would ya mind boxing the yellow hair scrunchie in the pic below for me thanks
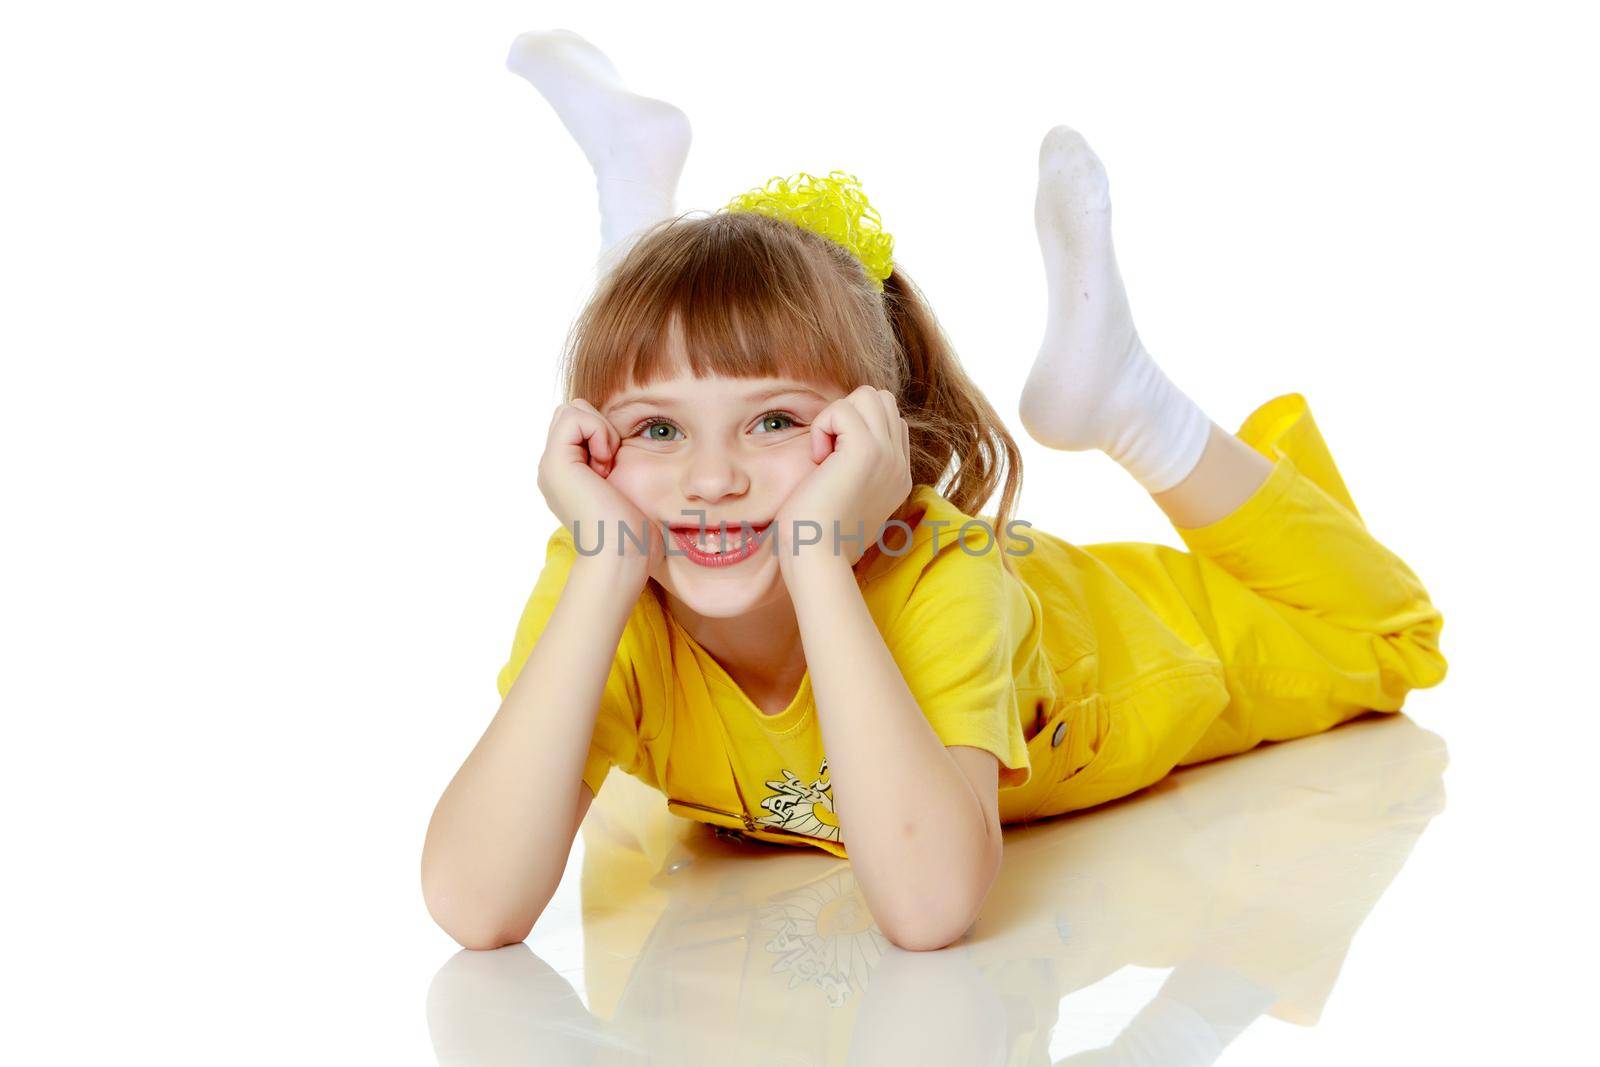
[719,170,896,293]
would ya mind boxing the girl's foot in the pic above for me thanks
[1018,125,1213,495]
[506,29,692,263]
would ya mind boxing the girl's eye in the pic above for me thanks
[634,418,684,442]
[630,411,800,442]
[754,411,799,433]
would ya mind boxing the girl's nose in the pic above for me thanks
[680,447,748,503]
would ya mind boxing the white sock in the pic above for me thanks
[1018,125,1214,495]
[505,29,692,272]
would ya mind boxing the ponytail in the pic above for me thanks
[882,267,1025,576]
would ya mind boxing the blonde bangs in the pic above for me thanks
[561,212,898,408]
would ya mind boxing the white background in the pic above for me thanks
[4,1,1596,1062]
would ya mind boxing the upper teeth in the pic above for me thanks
[685,527,760,551]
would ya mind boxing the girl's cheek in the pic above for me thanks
[605,459,667,506]
[773,451,823,485]
[606,465,646,496]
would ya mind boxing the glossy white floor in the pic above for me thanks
[417,705,1583,1065]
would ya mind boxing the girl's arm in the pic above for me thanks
[421,559,639,950]
[786,551,1002,951]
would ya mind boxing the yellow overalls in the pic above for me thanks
[1001,390,1449,827]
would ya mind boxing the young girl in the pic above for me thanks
[421,29,1450,953]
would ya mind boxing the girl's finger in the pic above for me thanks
[874,389,905,459]
[552,402,614,474]
[834,398,871,460]
[874,388,899,428]
[810,402,842,465]
[548,403,590,456]
[581,399,624,471]
[546,402,573,446]
[849,385,890,441]
[812,396,867,465]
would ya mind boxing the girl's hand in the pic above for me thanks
[772,385,913,570]
[536,399,664,588]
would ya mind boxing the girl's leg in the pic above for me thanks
[1078,389,1449,771]
[505,29,692,278]
[1018,125,1267,519]
[1018,127,1448,777]
[1151,421,1274,529]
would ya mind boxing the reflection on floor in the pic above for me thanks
[427,712,1447,1066]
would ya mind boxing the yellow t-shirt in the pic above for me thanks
[495,483,1075,859]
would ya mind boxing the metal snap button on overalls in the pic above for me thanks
[1052,721,1067,747]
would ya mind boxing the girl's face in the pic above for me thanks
[600,362,848,618]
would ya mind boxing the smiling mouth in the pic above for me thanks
[667,520,773,540]
[666,520,774,560]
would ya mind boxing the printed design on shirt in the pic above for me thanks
[753,756,840,843]
[755,869,888,1007]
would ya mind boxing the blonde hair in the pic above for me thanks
[557,210,1025,576]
